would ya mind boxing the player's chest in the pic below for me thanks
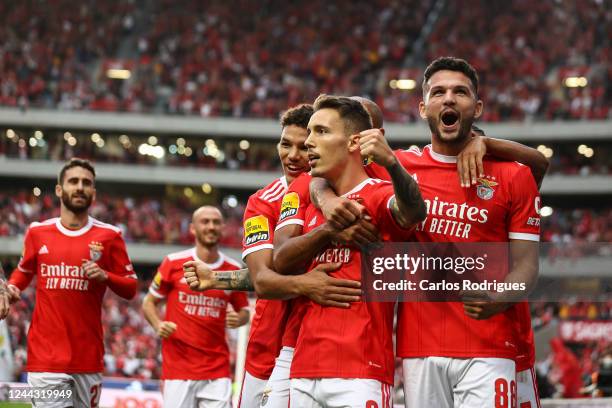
[410,169,510,241]
[35,232,113,268]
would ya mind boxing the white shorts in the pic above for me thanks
[163,378,231,408]
[27,372,102,408]
[238,370,269,408]
[260,346,293,408]
[290,378,393,408]
[403,357,516,408]
[517,367,541,408]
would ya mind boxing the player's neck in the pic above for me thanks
[59,208,89,230]
[195,245,220,265]
[327,160,369,196]
[430,136,470,157]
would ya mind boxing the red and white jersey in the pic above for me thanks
[275,172,312,348]
[366,145,540,361]
[149,248,248,380]
[242,176,292,379]
[15,217,136,373]
[290,178,412,385]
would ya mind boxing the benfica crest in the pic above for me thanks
[88,241,104,262]
[476,178,498,200]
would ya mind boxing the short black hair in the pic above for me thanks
[423,57,479,96]
[58,158,96,184]
[280,104,314,129]
[313,94,372,135]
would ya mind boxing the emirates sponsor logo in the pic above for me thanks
[424,196,489,223]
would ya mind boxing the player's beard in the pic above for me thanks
[196,231,219,249]
[427,115,473,148]
[61,190,92,214]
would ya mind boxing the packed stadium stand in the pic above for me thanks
[0,0,610,407]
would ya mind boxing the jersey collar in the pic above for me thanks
[55,216,94,237]
[426,144,457,163]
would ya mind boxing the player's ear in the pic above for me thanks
[348,133,360,153]
[54,184,62,198]
[474,99,483,119]
[418,101,427,120]
[189,223,195,237]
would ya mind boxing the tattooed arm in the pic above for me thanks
[386,158,427,228]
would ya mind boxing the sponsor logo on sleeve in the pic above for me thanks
[244,215,270,246]
[278,192,299,222]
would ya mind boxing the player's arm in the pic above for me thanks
[248,225,360,307]
[6,228,38,304]
[142,294,177,338]
[463,240,538,320]
[458,128,549,188]
[310,177,364,229]
[359,128,426,227]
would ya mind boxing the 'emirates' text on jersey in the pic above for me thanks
[17,217,136,373]
[149,249,247,380]
[366,145,540,364]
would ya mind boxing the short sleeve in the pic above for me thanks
[508,165,541,242]
[149,257,173,298]
[242,196,275,259]
[230,291,249,312]
[276,174,311,231]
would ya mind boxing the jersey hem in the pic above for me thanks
[26,366,104,373]
[290,371,392,385]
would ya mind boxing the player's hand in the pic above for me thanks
[297,263,361,308]
[7,284,20,303]
[226,310,241,328]
[183,260,215,291]
[461,290,509,320]
[332,216,380,246]
[358,128,395,168]
[82,260,108,282]
[457,130,487,188]
[0,281,9,320]
[320,196,366,229]
[156,321,177,338]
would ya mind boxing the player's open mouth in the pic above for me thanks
[440,110,459,131]
[286,164,306,174]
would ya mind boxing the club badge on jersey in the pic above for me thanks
[88,241,104,262]
[476,177,498,200]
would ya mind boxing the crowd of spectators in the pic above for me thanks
[2,185,611,247]
[0,189,245,248]
[2,128,610,175]
[1,0,609,121]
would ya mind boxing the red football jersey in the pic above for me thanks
[149,248,248,380]
[14,217,136,373]
[275,172,312,348]
[242,176,292,379]
[290,178,412,385]
[366,145,540,362]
